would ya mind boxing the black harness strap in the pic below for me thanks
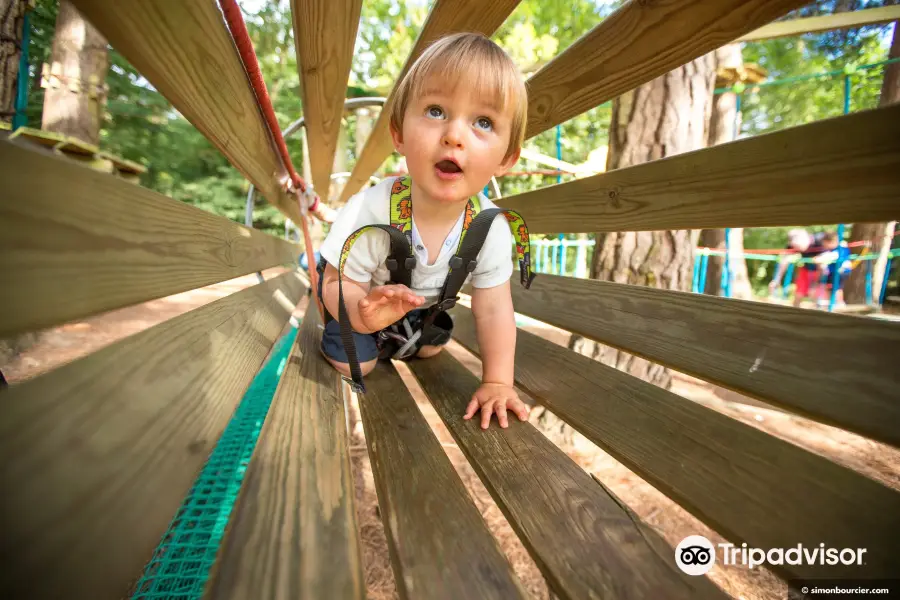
[336,223,416,393]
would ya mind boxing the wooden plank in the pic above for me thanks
[0,271,307,600]
[357,362,526,600]
[406,352,728,600]
[69,0,302,223]
[506,104,900,233]
[450,306,900,579]
[292,0,363,197]
[490,272,900,448]
[738,6,900,42]
[524,0,807,138]
[0,141,301,339]
[205,308,365,600]
[335,0,522,206]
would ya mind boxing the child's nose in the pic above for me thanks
[441,121,465,149]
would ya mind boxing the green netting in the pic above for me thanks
[130,323,300,599]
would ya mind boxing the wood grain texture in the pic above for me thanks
[205,308,365,600]
[0,271,306,600]
[292,0,362,197]
[489,272,900,448]
[450,305,900,580]
[407,353,728,600]
[507,104,900,233]
[0,141,300,338]
[335,0,522,206]
[524,0,807,138]
[69,0,302,223]
[358,362,526,600]
[737,5,900,42]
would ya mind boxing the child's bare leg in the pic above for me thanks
[322,352,378,377]
[416,344,444,358]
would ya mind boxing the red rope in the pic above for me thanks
[218,0,322,319]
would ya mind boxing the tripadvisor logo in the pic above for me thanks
[675,536,868,575]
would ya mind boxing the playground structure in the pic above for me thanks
[1,2,899,600]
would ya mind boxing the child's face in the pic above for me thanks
[390,77,519,206]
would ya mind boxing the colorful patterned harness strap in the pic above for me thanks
[335,175,536,393]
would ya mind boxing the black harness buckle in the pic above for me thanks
[431,296,459,313]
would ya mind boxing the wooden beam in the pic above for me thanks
[487,272,900,449]
[449,306,900,580]
[69,0,303,223]
[292,0,362,197]
[738,6,900,42]
[524,0,807,139]
[0,141,300,339]
[335,0,522,206]
[205,308,364,600]
[356,362,527,599]
[505,104,900,233]
[407,353,728,600]
[0,271,306,600]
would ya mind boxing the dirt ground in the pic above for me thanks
[4,273,898,600]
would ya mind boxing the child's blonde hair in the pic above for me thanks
[389,32,528,161]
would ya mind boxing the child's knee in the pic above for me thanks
[324,355,378,377]
[416,344,444,358]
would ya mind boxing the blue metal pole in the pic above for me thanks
[699,253,709,294]
[782,262,795,300]
[556,125,562,184]
[880,258,893,306]
[12,12,31,130]
[865,258,873,306]
[692,254,701,293]
[843,74,851,115]
[557,233,565,275]
[723,228,732,297]
[828,223,845,312]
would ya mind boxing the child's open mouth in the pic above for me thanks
[435,159,463,180]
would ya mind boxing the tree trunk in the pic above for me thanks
[844,21,899,305]
[699,43,752,300]
[0,0,29,125]
[562,54,716,395]
[40,0,107,144]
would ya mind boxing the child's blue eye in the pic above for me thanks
[475,117,493,131]
[426,106,444,119]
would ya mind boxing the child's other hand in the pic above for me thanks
[464,383,529,429]
[358,284,425,333]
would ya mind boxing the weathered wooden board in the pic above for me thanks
[357,361,526,599]
[70,0,302,222]
[486,273,900,448]
[292,0,363,196]
[524,0,807,138]
[737,6,900,42]
[407,353,728,600]
[205,308,365,600]
[0,141,300,339]
[0,271,306,600]
[506,104,900,233]
[335,0,522,205]
[450,305,900,580]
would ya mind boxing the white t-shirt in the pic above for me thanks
[319,177,514,303]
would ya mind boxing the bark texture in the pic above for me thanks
[566,54,717,391]
[0,0,29,124]
[844,22,899,304]
[40,0,107,144]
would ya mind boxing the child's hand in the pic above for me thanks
[464,383,529,429]
[357,284,425,333]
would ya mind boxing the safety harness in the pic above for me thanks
[331,176,536,393]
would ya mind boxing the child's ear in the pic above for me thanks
[493,147,521,177]
[389,122,405,155]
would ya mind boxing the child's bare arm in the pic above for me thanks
[320,262,425,334]
[465,280,529,428]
